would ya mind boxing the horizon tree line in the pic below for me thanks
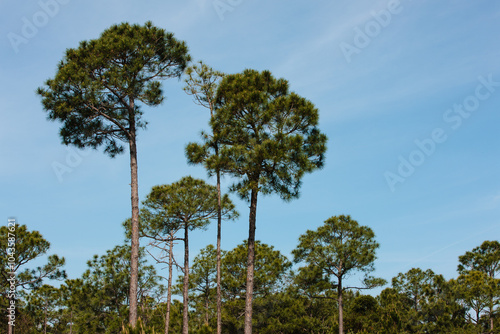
[1,222,498,333]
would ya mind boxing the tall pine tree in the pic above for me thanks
[212,69,328,334]
[184,61,227,334]
[142,176,238,334]
[37,21,190,326]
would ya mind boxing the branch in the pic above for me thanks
[83,100,131,138]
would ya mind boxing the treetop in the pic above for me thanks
[209,69,328,201]
[37,21,191,157]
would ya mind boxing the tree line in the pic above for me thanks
[1,223,499,333]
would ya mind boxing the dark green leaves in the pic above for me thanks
[293,215,384,289]
[222,240,292,299]
[0,224,66,290]
[458,240,500,278]
[211,69,328,201]
[37,21,191,157]
[142,176,238,231]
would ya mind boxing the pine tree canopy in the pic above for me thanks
[210,69,328,201]
[37,21,190,156]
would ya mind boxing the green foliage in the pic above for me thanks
[190,244,218,294]
[142,176,238,232]
[293,215,385,292]
[184,61,226,176]
[10,226,498,333]
[457,240,500,332]
[169,241,293,332]
[184,60,225,116]
[211,68,328,201]
[24,284,61,333]
[345,294,380,333]
[209,68,327,333]
[140,176,237,334]
[419,274,466,333]
[377,288,415,333]
[0,224,66,291]
[458,240,500,278]
[172,244,218,329]
[392,268,437,311]
[454,270,499,324]
[57,245,164,334]
[0,225,64,333]
[293,215,384,334]
[121,317,159,334]
[0,223,66,334]
[37,21,190,156]
[292,264,336,298]
[222,240,292,300]
[391,268,466,333]
[252,290,338,334]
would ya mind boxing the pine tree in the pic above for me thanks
[458,240,500,331]
[184,61,227,334]
[211,69,328,334]
[37,21,190,326]
[0,224,66,334]
[142,176,238,334]
[292,215,385,334]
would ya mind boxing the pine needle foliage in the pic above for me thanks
[37,21,190,156]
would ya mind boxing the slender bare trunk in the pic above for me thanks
[216,169,223,334]
[489,302,494,333]
[128,104,140,327]
[69,308,73,334]
[44,298,48,334]
[165,235,174,334]
[205,285,210,326]
[338,277,343,334]
[490,271,495,334]
[8,284,14,334]
[182,224,190,334]
[8,314,13,334]
[244,188,258,334]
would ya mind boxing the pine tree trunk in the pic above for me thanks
[182,224,190,334]
[165,235,174,334]
[338,277,343,334]
[490,272,495,333]
[69,308,73,334]
[44,298,48,334]
[244,188,258,334]
[490,307,494,333]
[128,108,140,327]
[216,170,223,334]
[205,286,210,326]
[7,285,15,334]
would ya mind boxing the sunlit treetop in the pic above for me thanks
[208,69,328,201]
[37,21,191,157]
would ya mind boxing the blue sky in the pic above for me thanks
[1,0,499,291]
